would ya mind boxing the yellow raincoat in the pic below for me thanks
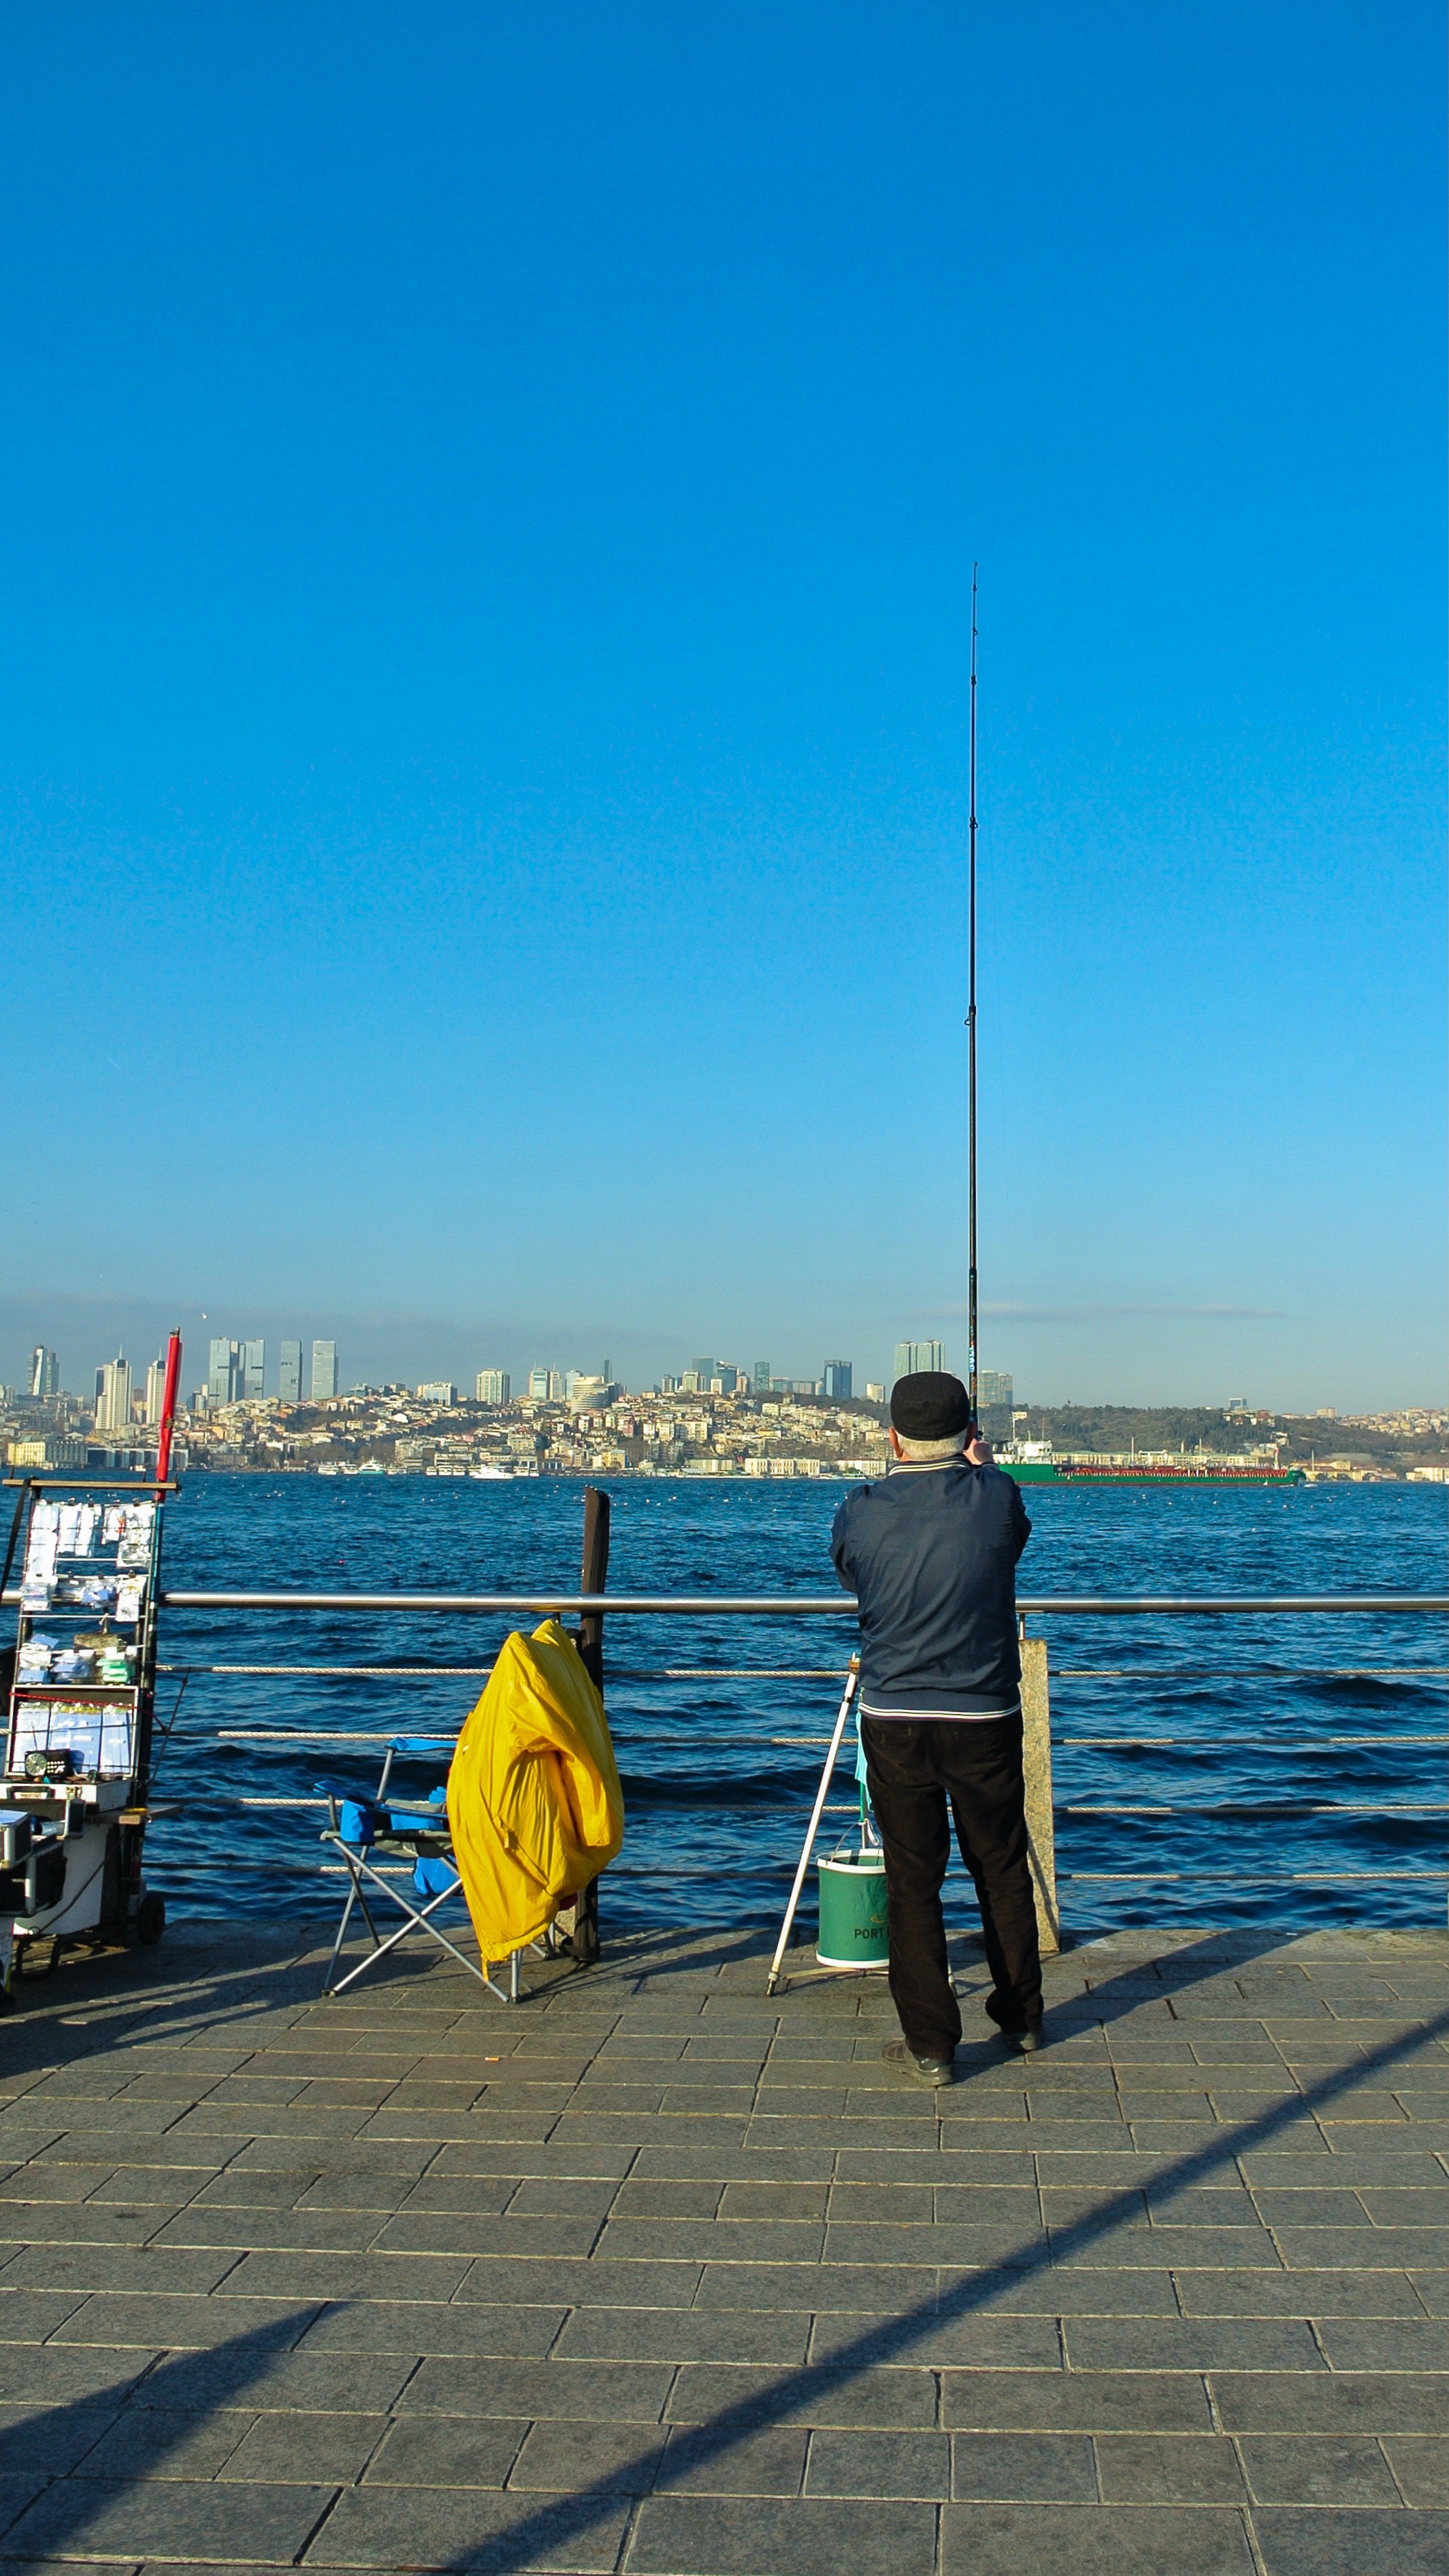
[446,1619,624,1961]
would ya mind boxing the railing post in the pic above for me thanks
[557,1485,611,1965]
[1020,1632,1060,1955]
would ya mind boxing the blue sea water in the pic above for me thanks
[150,1474,1446,1938]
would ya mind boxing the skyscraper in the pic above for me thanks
[823,1361,853,1402]
[242,1338,265,1401]
[892,1340,943,1383]
[310,1340,339,1402]
[527,1367,550,1400]
[753,1361,771,1392]
[475,1370,510,1405]
[278,1340,304,1403]
[208,1338,240,1404]
[95,1354,133,1433]
[144,1357,168,1425]
[29,1347,59,1400]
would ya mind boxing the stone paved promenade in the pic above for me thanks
[1,1917,1447,2576]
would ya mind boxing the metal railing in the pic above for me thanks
[70,1587,1449,1614]
[60,1585,1439,1936]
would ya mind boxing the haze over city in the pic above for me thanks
[1,5,1442,1409]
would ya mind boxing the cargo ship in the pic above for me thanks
[998,1444,1305,1488]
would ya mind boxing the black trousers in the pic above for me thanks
[861,1713,1043,2060]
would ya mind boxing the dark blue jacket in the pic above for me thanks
[830,1461,1032,1716]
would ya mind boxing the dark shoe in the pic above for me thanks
[882,2036,956,2087]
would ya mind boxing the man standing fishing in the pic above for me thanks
[830,1369,1041,2085]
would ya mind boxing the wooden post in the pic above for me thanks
[1020,1634,1060,1955]
[559,1485,610,1964]
[576,1485,610,1691]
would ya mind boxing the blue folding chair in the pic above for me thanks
[316,1735,530,2004]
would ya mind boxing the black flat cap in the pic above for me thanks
[890,1370,973,1440]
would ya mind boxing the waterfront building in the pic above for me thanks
[823,1361,853,1401]
[417,1381,457,1407]
[476,1370,510,1404]
[29,1347,59,1400]
[893,1340,943,1382]
[95,1354,133,1433]
[978,1367,1013,1440]
[278,1340,304,1403]
[310,1340,339,1402]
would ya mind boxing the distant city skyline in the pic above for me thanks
[7,1293,1435,1421]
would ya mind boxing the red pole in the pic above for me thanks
[154,1330,182,1485]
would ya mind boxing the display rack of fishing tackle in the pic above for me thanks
[0,1474,175,1997]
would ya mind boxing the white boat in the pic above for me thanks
[470,1464,512,1480]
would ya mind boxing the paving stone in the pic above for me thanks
[555,2307,811,2364]
[947,2430,1091,2500]
[212,2247,470,2300]
[1175,2268,1425,2317]
[940,2501,1256,2573]
[169,2348,415,2413]
[0,2349,158,2409]
[1239,2432,1402,2505]
[69,2406,249,2481]
[804,2428,949,2498]
[372,2210,602,2258]
[0,2402,129,2478]
[360,2415,530,2486]
[0,2294,86,2343]
[1380,2437,1449,2506]
[1095,2432,1248,2500]
[0,2248,238,2298]
[456,2256,702,2307]
[811,2310,1060,2368]
[630,2492,937,2575]
[299,2300,566,2356]
[402,2358,672,2420]
[151,2208,379,2253]
[941,2370,1212,2432]
[1,2475,336,2564]
[1252,2509,1449,2576]
[1063,2317,1323,2371]
[1313,2318,1449,2371]
[308,2483,631,2570]
[595,2217,826,2264]
[1211,2371,1447,2435]
[218,2411,390,2483]
[50,2294,319,2350]
[666,2362,939,2428]
[513,2417,671,2496]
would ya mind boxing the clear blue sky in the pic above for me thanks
[1,3,1442,1408]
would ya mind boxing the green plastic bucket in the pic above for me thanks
[816,1847,889,1968]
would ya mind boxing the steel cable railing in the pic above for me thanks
[103,1589,1446,1919]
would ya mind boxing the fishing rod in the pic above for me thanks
[966,564,979,1419]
